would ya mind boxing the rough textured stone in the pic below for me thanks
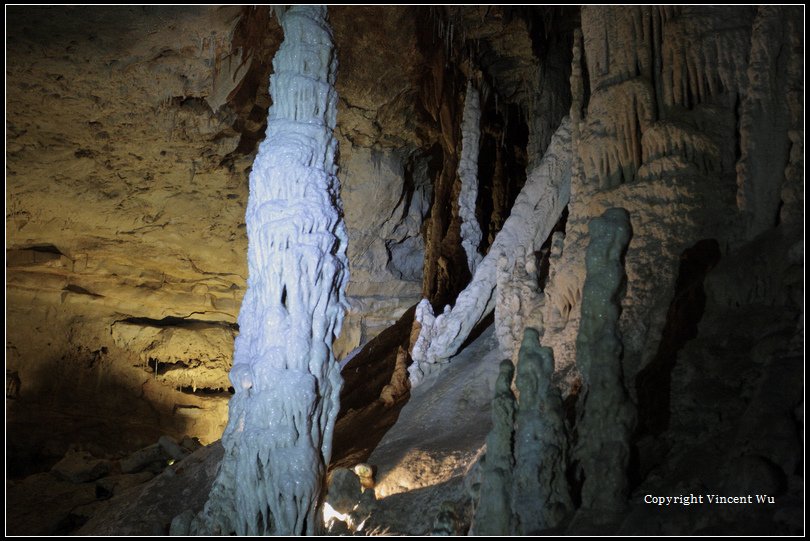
[96,472,155,496]
[120,444,166,474]
[51,450,111,484]
[512,329,571,533]
[4,5,804,537]
[79,442,224,535]
[575,208,635,513]
[326,468,364,515]
[158,435,188,462]
[7,472,100,535]
[473,360,515,535]
[411,117,572,385]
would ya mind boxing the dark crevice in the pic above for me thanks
[169,96,213,115]
[178,385,234,397]
[25,243,64,255]
[477,100,529,255]
[63,284,103,297]
[148,359,188,376]
[219,6,283,167]
[116,316,238,332]
[54,513,88,535]
[331,304,416,470]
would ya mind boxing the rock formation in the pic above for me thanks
[193,6,346,534]
[474,328,571,535]
[512,329,572,533]
[4,5,803,536]
[457,81,483,275]
[573,208,635,513]
[410,117,572,385]
[472,360,515,535]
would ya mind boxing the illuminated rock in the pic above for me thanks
[193,6,347,535]
[411,117,571,385]
[458,81,483,275]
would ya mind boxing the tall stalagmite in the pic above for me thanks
[473,359,516,535]
[193,6,347,535]
[512,329,572,533]
[574,208,635,512]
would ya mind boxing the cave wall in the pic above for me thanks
[535,6,803,532]
[540,5,804,394]
[6,6,258,462]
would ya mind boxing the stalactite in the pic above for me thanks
[639,121,722,180]
[579,78,655,190]
[192,5,346,535]
[660,7,753,110]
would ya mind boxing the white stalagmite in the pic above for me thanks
[193,6,347,535]
[458,81,483,275]
[410,118,571,386]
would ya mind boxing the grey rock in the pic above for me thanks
[158,435,188,462]
[169,509,195,536]
[96,471,155,496]
[473,359,515,535]
[51,450,111,484]
[512,329,572,533]
[180,436,203,453]
[326,468,363,514]
[575,208,636,512]
[120,443,165,474]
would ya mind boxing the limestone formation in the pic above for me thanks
[474,329,571,535]
[4,5,804,536]
[495,251,545,363]
[120,444,166,474]
[195,6,346,535]
[473,360,515,535]
[575,208,635,512]
[458,81,483,275]
[379,346,409,407]
[537,6,804,401]
[512,329,571,533]
[325,468,363,517]
[736,6,803,238]
[51,451,111,484]
[411,117,572,384]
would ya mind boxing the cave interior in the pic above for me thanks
[4,5,805,536]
